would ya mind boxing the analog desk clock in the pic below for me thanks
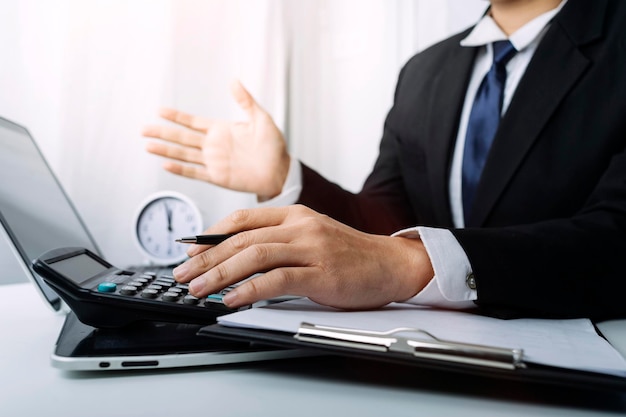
[134,191,204,266]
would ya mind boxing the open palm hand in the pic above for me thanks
[142,80,290,200]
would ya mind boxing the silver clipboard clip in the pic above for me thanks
[295,322,525,370]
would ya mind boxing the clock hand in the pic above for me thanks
[164,201,173,232]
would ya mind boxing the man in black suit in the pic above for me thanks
[142,0,626,319]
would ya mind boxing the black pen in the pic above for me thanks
[175,234,237,245]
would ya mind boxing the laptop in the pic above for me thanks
[0,115,305,370]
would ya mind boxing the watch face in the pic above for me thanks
[135,194,203,265]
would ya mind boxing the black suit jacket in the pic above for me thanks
[297,0,626,319]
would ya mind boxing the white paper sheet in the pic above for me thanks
[218,298,626,377]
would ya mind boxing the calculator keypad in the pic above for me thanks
[95,271,233,308]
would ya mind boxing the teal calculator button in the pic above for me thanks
[97,282,117,293]
[207,294,223,301]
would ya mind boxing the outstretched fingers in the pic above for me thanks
[162,161,208,181]
[145,141,205,165]
[158,107,211,132]
[142,125,205,148]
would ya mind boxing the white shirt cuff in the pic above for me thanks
[392,226,477,309]
[256,158,302,208]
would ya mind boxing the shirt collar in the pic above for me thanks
[460,0,568,51]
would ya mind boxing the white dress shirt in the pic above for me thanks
[260,1,567,309]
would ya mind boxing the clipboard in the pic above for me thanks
[199,319,626,392]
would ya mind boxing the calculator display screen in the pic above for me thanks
[49,253,109,285]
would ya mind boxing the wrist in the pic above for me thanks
[258,152,292,201]
[390,236,435,302]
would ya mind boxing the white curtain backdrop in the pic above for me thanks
[0,0,486,268]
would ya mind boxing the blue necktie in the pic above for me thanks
[462,40,517,223]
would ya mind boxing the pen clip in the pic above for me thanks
[295,322,525,370]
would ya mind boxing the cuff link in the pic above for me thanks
[466,273,477,290]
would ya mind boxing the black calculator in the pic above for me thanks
[32,247,242,328]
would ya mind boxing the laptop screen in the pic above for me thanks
[0,116,100,310]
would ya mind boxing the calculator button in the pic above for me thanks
[183,295,199,305]
[162,292,181,302]
[146,284,164,291]
[167,287,183,294]
[97,282,117,293]
[128,281,146,288]
[120,285,138,295]
[205,294,224,303]
[158,275,175,282]
[140,289,159,299]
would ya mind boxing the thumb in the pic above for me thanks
[230,79,263,119]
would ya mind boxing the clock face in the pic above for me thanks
[135,192,203,265]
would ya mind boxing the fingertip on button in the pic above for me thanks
[172,263,188,280]
[188,277,206,295]
[222,289,238,307]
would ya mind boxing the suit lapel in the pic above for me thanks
[424,45,476,227]
[467,0,606,227]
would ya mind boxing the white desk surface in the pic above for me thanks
[1,282,626,417]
